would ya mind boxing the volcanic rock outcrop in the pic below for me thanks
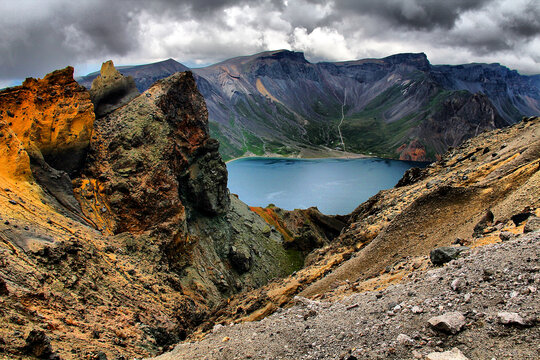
[89,60,140,118]
[0,66,303,359]
[0,67,94,175]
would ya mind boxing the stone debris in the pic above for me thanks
[23,329,61,359]
[450,278,466,292]
[524,216,540,233]
[151,232,540,360]
[427,312,467,334]
[396,333,414,346]
[430,247,469,266]
[497,312,529,326]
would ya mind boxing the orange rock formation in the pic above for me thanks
[0,67,94,174]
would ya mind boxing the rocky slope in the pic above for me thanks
[0,65,310,359]
[153,230,539,360]
[1,61,538,359]
[78,51,540,161]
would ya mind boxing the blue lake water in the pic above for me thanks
[227,157,425,215]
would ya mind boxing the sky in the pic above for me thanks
[1,0,539,87]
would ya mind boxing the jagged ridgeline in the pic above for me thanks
[0,62,340,358]
[78,51,540,161]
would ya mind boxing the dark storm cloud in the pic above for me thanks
[501,3,540,38]
[0,0,250,80]
[324,0,491,30]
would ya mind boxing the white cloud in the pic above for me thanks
[292,27,355,62]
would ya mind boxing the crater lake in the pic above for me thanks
[227,157,426,215]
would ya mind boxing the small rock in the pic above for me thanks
[497,312,529,326]
[524,217,540,233]
[425,347,469,360]
[426,180,438,189]
[473,209,494,236]
[8,200,18,205]
[428,312,466,334]
[221,336,230,342]
[397,333,414,346]
[411,306,423,314]
[499,231,515,241]
[430,247,469,266]
[92,352,108,360]
[511,212,532,226]
[229,245,252,273]
[451,278,466,292]
[0,277,8,296]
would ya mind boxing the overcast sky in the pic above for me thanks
[1,0,539,87]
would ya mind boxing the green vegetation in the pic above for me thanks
[209,122,244,161]
[339,86,464,158]
[242,130,265,156]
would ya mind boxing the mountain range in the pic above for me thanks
[78,51,540,161]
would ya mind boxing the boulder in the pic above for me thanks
[430,246,469,266]
[23,330,60,359]
[473,209,494,236]
[499,231,515,241]
[229,245,252,273]
[497,312,529,326]
[396,167,426,187]
[428,312,466,334]
[0,277,8,295]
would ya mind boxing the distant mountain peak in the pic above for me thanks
[260,49,307,62]
[382,52,430,70]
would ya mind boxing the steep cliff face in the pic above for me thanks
[78,71,228,233]
[0,67,95,174]
[432,63,540,123]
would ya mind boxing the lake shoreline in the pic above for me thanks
[225,150,373,164]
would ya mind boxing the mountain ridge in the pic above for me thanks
[77,51,540,161]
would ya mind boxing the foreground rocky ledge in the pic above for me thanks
[152,231,539,360]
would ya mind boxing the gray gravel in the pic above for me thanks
[151,231,540,360]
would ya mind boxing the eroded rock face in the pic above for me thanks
[90,60,139,118]
[0,67,94,174]
[78,71,229,233]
